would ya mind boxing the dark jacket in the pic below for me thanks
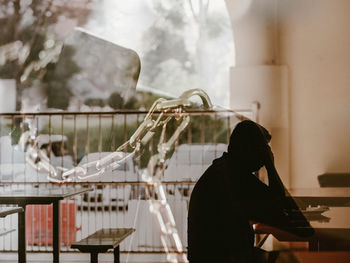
[187,121,313,263]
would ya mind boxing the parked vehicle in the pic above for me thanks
[163,143,227,182]
[0,135,73,182]
[161,143,227,200]
[77,152,138,210]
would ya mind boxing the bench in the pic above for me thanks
[71,228,135,263]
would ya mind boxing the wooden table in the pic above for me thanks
[288,188,350,207]
[255,207,350,251]
[0,187,92,263]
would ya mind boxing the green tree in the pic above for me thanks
[45,81,71,109]
[108,92,124,109]
[134,92,163,110]
[43,45,80,110]
[84,98,105,108]
[124,96,138,109]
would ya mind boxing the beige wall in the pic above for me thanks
[230,65,290,186]
[226,0,350,187]
[277,0,350,187]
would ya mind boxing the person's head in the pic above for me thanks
[228,120,271,172]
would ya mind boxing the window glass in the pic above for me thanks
[84,0,235,108]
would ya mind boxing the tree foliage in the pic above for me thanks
[84,98,105,108]
[46,80,72,109]
[124,96,138,109]
[107,92,124,109]
[141,0,193,92]
[0,0,92,110]
[43,45,80,110]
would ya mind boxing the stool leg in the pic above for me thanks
[91,252,98,263]
[114,246,120,263]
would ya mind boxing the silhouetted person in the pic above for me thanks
[187,120,313,263]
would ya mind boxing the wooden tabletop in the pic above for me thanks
[0,206,23,218]
[0,187,92,203]
[256,207,350,231]
[287,188,350,207]
[255,207,350,250]
[311,207,350,229]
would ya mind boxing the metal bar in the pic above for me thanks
[61,115,64,168]
[85,115,90,156]
[10,116,15,251]
[78,184,83,246]
[0,109,241,117]
[123,114,127,183]
[52,200,60,263]
[18,203,26,263]
[111,115,115,151]
[73,115,78,166]
[98,114,102,153]
[91,252,98,263]
[114,246,120,263]
[66,199,69,251]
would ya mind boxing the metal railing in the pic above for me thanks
[0,106,258,253]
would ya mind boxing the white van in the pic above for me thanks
[0,135,74,182]
[77,152,137,210]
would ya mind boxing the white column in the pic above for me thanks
[225,0,290,186]
[0,79,16,113]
